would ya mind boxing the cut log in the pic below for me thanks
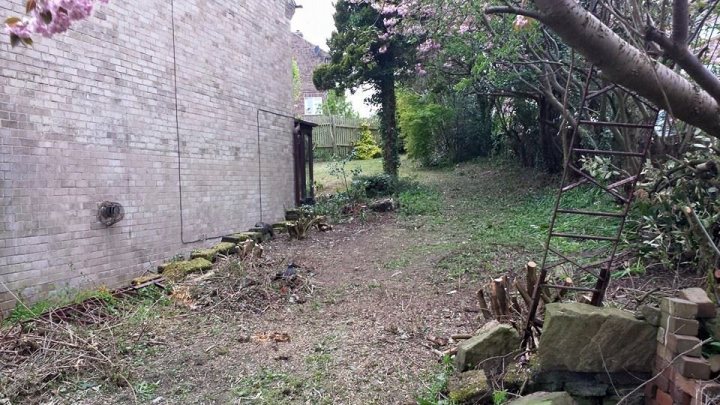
[493,278,510,318]
[514,279,532,307]
[477,289,493,320]
[511,296,523,316]
[556,277,574,301]
[526,261,538,294]
[489,281,502,318]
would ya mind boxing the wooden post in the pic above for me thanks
[492,277,510,318]
[525,261,538,293]
[477,289,493,320]
[514,279,532,307]
[330,115,338,156]
[488,281,501,318]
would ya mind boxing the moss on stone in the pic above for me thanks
[221,232,263,244]
[271,222,289,233]
[131,273,162,286]
[285,209,301,221]
[190,242,237,261]
[447,370,490,403]
[161,258,213,281]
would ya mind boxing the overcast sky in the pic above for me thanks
[291,1,377,117]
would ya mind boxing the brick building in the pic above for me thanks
[0,0,301,315]
[291,32,329,116]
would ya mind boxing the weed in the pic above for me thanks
[4,300,54,325]
[415,355,454,405]
[135,380,159,401]
[3,287,120,326]
[385,256,412,270]
[611,258,646,279]
[493,390,509,405]
[398,186,442,216]
[232,369,304,404]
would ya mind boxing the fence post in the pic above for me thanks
[330,115,338,156]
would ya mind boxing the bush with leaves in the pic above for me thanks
[632,148,720,274]
[353,173,397,198]
[352,124,382,160]
[397,90,454,166]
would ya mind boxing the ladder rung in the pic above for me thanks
[556,209,625,218]
[573,148,645,157]
[578,120,655,129]
[562,178,589,193]
[607,175,638,190]
[541,284,599,293]
[544,247,600,278]
[551,232,620,242]
[568,165,629,203]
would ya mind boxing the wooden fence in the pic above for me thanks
[303,115,379,158]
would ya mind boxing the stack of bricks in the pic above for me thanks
[646,288,720,404]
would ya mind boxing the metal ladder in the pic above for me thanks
[522,66,658,345]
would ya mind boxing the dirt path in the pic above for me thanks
[4,161,557,404]
[73,216,476,404]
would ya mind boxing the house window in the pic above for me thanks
[304,97,323,115]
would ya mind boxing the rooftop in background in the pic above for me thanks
[290,1,335,51]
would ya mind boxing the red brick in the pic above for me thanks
[656,389,673,405]
[658,344,673,362]
[662,297,699,319]
[678,356,712,380]
[661,313,700,336]
[675,372,701,395]
[645,381,658,399]
[666,334,703,357]
[655,373,671,392]
[672,385,693,405]
[680,288,717,318]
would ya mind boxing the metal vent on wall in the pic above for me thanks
[97,201,125,227]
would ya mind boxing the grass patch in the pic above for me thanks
[415,355,454,405]
[385,256,412,270]
[314,158,385,195]
[232,369,306,404]
[3,287,119,326]
[399,186,442,216]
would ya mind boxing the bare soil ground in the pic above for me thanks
[1,159,698,404]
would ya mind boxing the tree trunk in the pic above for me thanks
[525,0,720,138]
[379,76,399,177]
[538,97,563,173]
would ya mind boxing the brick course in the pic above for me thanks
[0,0,296,315]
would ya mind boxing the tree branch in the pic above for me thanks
[484,6,543,21]
[646,27,720,104]
[529,0,720,138]
[672,0,689,43]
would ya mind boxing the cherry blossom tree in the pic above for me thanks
[4,0,108,47]
[313,0,420,177]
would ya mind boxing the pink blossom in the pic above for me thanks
[514,15,531,30]
[5,0,109,43]
[418,39,440,54]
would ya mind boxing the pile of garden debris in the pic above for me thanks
[171,258,317,313]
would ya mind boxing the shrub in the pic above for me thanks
[397,90,454,166]
[352,173,397,198]
[631,148,720,272]
[398,186,442,216]
[352,124,382,160]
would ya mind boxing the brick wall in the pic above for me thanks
[0,0,296,316]
[290,32,328,116]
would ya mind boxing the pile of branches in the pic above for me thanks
[635,150,720,274]
[176,258,317,314]
[0,308,131,403]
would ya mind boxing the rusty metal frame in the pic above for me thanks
[522,63,658,346]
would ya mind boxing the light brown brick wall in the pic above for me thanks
[0,0,296,316]
[290,32,329,115]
